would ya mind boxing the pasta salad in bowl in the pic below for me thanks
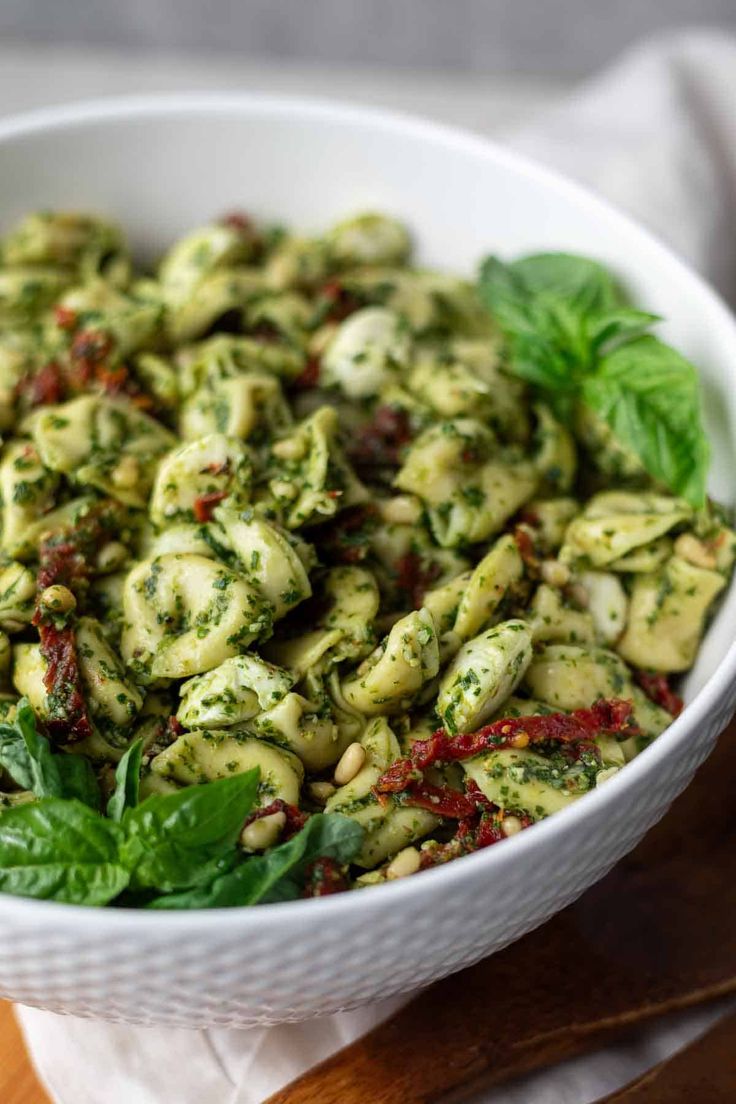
[0,205,731,908]
[0,94,735,1027]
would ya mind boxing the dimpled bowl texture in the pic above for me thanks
[0,94,735,1029]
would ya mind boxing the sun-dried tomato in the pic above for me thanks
[319,504,379,565]
[395,779,477,819]
[375,702,637,803]
[70,327,113,367]
[412,700,637,770]
[348,405,413,475]
[319,280,361,323]
[219,211,263,256]
[304,856,350,897]
[293,356,320,389]
[242,799,308,842]
[166,715,184,740]
[36,501,121,594]
[193,490,228,523]
[518,508,541,529]
[35,623,92,743]
[513,524,538,569]
[32,504,123,743]
[53,305,78,331]
[19,362,65,407]
[95,363,129,395]
[635,671,683,718]
[395,551,441,609]
[415,778,533,870]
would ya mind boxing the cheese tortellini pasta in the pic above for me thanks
[0,206,731,890]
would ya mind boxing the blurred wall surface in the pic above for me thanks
[1,0,734,75]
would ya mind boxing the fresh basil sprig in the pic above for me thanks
[0,719,364,908]
[478,252,709,506]
[148,812,364,909]
[121,770,262,893]
[0,799,128,906]
[106,739,143,823]
[0,698,100,809]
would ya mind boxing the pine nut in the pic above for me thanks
[501,815,523,837]
[540,560,571,588]
[386,846,421,880]
[674,533,717,570]
[97,541,128,572]
[111,455,140,489]
[39,584,76,615]
[272,437,306,461]
[334,742,366,785]
[379,495,423,526]
[308,322,338,358]
[240,810,286,851]
[566,581,590,609]
[270,478,298,501]
[308,781,336,804]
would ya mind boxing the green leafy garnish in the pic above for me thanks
[120,770,261,892]
[106,739,143,823]
[148,813,364,909]
[0,698,100,809]
[0,709,365,909]
[478,252,709,506]
[0,799,128,906]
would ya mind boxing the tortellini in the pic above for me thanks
[149,434,253,526]
[325,717,439,867]
[328,213,411,268]
[437,620,533,734]
[560,492,691,567]
[0,441,59,558]
[33,394,175,507]
[321,308,412,399]
[177,653,294,729]
[2,212,128,281]
[0,205,731,885]
[618,555,726,671]
[340,608,439,715]
[217,512,312,619]
[121,553,271,680]
[395,418,537,547]
[269,406,367,527]
[151,728,304,805]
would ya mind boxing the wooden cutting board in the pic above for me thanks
[4,716,736,1104]
[0,1000,50,1104]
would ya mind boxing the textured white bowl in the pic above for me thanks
[1,93,735,1028]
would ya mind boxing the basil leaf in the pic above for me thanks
[478,252,710,504]
[582,336,710,507]
[107,739,143,823]
[0,730,34,792]
[149,813,364,910]
[0,698,99,809]
[478,256,599,391]
[121,769,260,892]
[0,798,128,905]
[510,253,623,314]
[588,309,661,355]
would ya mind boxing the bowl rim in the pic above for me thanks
[0,89,735,932]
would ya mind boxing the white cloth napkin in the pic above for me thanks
[15,26,736,1104]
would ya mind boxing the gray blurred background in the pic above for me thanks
[0,1,733,135]
[1,0,734,76]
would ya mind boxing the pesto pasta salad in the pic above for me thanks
[0,208,731,908]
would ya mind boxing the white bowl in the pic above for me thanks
[1,93,735,1028]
